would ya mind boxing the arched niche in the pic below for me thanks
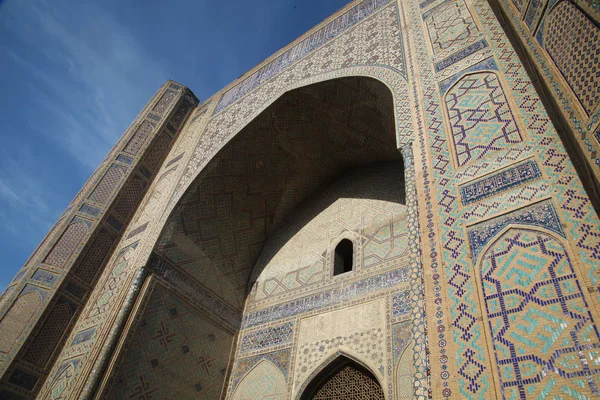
[298,355,385,400]
[152,76,406,314]
[137,74,421,400]
[396,341,415,399]
[231,360,287,400]
[475,226,600,399]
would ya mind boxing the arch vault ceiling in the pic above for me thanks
[154,77,402,311]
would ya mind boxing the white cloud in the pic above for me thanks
[2,0,169,168]
[0,0,171,289]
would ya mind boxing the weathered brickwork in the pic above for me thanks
[1,0,599,399]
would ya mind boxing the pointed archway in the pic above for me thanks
[300,356,385,400]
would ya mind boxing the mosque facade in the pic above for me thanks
[0,0,599,398]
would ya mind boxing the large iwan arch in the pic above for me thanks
[1,0,599,398]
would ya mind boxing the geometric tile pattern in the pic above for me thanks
[524,0,548,31]
[72,229,114,284]
[438,56,499,94]
[480,229,600,398]
[231,349,292,391]
[88,165,126,204]
[544,1,600,114]
[106,284,234,400]
[392,290,412,317]
[43,219,89,268]
[88,242,138,319]
[23,299,76,368]
[459,159,542,205]
[215,0,397,113]
[467,199,565,258]
[123,121,156,156]
[445,72,524,167]
[425,0,478,55]
[230,359,287,400]
[396,341,415,399]
[407,0,600,396]
[312,364,385,399]
[295,328,386,393]
[113,177,147,220]
[239,322,294,355]
[0,290,43,355]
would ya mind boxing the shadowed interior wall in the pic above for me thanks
[154,77,400,314]
[105,283,234,399]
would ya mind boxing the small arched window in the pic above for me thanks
[333,239,353,276]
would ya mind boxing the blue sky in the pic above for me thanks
[0,0,350,291]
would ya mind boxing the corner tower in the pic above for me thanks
[0,81,198,399]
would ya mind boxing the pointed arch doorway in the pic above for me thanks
[300,356,385,400]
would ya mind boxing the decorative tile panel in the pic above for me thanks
[88,165,127,204]
[231,349,292,391]
[391,290,411,317]
[467,199,564,258]
[215,0,397,113]
[239,322,294,355]
[123,121,155,156]
[152,90,178,115]
[32,270,58,285]
[425,0,478,54]
[445,71,524,167]
[113,177,146,219]
[459,159,542,204]
[243,267,409,328]
[23,299,76,367]
[116,155,133,165]
[127,222,148,239]
[544,1,600,114]
[71,327,96,346]
[43,219,89,268]
[435,39,488,72]
[0,289,43,354]
[480,229,600,398]
[231,358,287,399]
[73,229,115,284]
[79,204,101,218]
[523,0,548,31]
